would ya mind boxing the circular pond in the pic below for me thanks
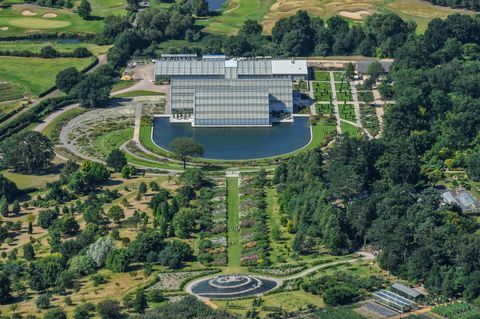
[191,275,277,299]
[152,116,312,160]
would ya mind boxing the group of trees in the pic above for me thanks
[424,0,480,11]
[0,46,92,59]
[273,11,480,303]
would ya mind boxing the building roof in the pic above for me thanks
[156,58,308,78]
[355,60,393,74]
[271,60,308,75]
[391,283,421,298]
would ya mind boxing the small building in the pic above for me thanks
[372,289,416,313]
[391,283,422,301]
[442,189,480,213]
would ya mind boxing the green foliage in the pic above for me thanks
[96,299,122,319]
[56,67,84,94]
[133,288,148,313]
[36,293,51,310]
[0,131,54,174]
[0,174,18,202]
[74,302,95,319]
[172,207,196,238]
[108,205,125,224]
[170,137,204,168]
[78,0,92,19]
[0,272,12,304]
[106,248,131,272]
[86,237,114,267]
[106,149,127,172]
[0,196,8,217]
[43,308,67,319]
[23,243,35,261]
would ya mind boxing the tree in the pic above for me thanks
[36,294,51,310]
[27,222,33,234]
[106,149,127,172]
[0,196,8,217]
[0,131,54,174]
[58,214,80,236]
[56,67,83,93]
[170,137,204,169]
[344,62,355,79]
[106,248,130,272]
[96,299,122,319]
[133,288,148,313]
[139,182,147,194]
[78,0,92,20]
[11,200,20,216]
[466,152,480,181]
[108,205,125,224]
[74,303,95,319]
[23,243,35,261]
[40,46,59,58]
[192,0,208,16]
[44,308,67,319]
[0,272,11,304]
[239,19,263,36]
[0,174,18,201]
[366,61,384,82]
[149,181,159,192]
[86,237,114,267]
[172,207,196,238]
[71,73,112,108]
[38,210,59,229]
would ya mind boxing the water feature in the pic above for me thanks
[152,116,312,160]
[191,275,277,299]
[207,0,226,11]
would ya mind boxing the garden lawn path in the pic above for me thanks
[226,176,241,269]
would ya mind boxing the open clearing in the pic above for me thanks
[260,0,476,33]
[0,56,95,97]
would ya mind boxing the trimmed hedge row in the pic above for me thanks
[0,96,78,140]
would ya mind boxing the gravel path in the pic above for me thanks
[329,71,342,134]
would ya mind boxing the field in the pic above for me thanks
[262,0,476,33]
[0,56,95,97]
[0,5,104,37]
[89,0,128,17]
[1,168,60,189]
[0,81,24,102]
[341,121,362,137]
[197,0,276,35]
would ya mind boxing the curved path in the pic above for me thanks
[185,252,375,301]
[33,103,80,133]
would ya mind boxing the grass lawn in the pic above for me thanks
[0,82,24,102]
[333,72,345,82]
[111,80,138,92]
[227,177,241,269]
[313,82,333,102]
[313,70,330,81]
[360,104,380,136]
[0,56,95,97]
[0,41,111,56]
[40,107,85,142]
[261,0,476,33]
[338,103,356,121]
[114,90,165,98]
[1,169,59,189]
[0,4,103,37]
[197,0,276,35]
[214,290,325,317]
[89,0,128,17]
[335,82,350,92]
[340,121,362,137]
[93,128,133,157]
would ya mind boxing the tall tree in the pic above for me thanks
[0,131,54,174]
[78,0,92,20]
[170,137,204,169]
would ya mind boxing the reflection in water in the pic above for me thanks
[152,117,311,160]
[207,0,226,11]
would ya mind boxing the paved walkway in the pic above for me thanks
[350,80,362,128]
[328,71,342,134]
[111,63,168,97]
[307,80,317,115]
[33,103,80,133]
[372,88,385,138]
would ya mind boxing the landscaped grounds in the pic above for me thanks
[0,56,96,96]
